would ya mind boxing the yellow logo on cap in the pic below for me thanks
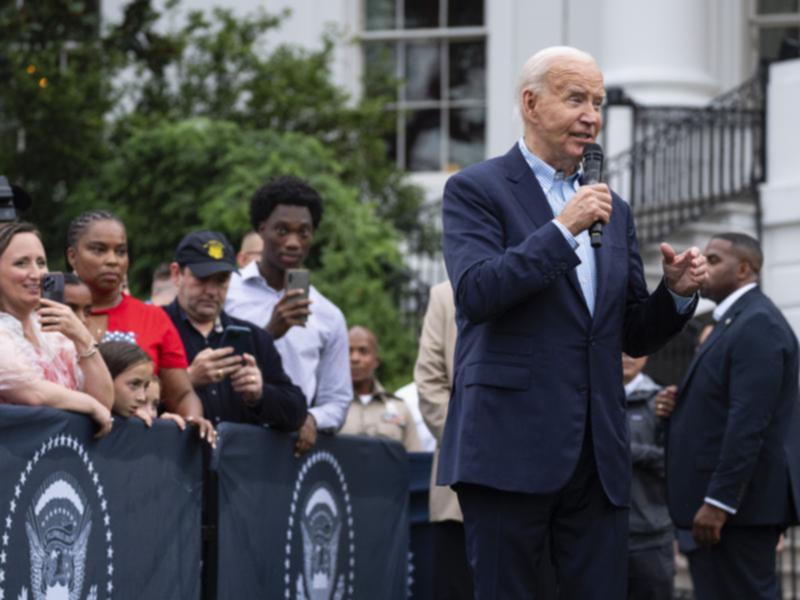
[204,240,225,260]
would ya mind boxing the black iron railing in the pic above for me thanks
[605,72,766,243]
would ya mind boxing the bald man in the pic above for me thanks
[236,230,263,268]
[340,326,421,452]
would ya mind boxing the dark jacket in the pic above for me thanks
[666,287,800,528]
[438,143,695,505]
[626,374,672,549]
[164,300,307,430]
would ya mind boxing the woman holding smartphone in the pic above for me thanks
[0,221,114,436]
[65,210,217,446]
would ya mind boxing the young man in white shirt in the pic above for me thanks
[225,176,352,456]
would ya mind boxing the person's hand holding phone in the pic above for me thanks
[187,346,243,387]
[230,353,262,405]
[266,289,312,340]
[38,297,95,353]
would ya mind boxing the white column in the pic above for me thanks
[485,0,567,157]
[601,0,719,106]
[760,58,800,337]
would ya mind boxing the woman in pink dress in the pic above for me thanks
[0,221,114,436]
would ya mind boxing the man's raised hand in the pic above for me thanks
[661,243,708,296]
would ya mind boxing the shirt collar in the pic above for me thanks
[240,259,264,282]
[712,282,758,322]
[240,259,287,296]
[624,373,645,397]
[356,379,395,403]
[517,137,581,194]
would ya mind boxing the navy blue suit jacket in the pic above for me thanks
[438,144,695,506]
[666,287,800,527]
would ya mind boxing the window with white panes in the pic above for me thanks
[751,0,800,66]
[361,0,487,172]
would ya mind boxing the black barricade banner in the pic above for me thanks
[0,405,203,600]
[407,452,433,599]
[213,424,410,600]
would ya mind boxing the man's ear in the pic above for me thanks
[737,259,754,281]
[521,89,538,120]
[169,262,183,285]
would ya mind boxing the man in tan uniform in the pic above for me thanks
[340,326,421,452]
[415,281,473,599]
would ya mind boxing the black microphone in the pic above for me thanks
[581,143,604,248]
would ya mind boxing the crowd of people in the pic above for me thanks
[1,43,799,600]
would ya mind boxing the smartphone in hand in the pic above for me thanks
[219,324,255,361]
[41,272,65,304]
[285,268,310,324]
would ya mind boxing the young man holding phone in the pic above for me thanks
[163,230,307,430]
[225,176,352,456]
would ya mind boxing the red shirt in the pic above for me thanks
[92,294,188,373]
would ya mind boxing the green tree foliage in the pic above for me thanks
[1,0,426,386]
[115,4,435,252]
[68,119,416,387]
[0,1,114,245]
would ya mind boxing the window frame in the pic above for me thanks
[749,0,800,66]
[360,0,488,172]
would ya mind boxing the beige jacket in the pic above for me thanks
[340,381,422,452]
[415,281,462,522]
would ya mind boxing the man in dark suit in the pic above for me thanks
[666,232,800,599]
[440,45,708,599]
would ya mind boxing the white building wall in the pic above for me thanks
[104,0,758,197]
[103,0,757,151]
[760,58,800,337]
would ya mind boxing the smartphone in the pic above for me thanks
[219,324,255,360]
[285,268,310,324]
[40,272,65,304]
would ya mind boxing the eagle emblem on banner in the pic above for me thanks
[20,473,96,600]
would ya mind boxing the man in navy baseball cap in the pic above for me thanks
[174,230,238,277]
[164,229,306,428]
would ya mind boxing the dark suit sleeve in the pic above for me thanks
[706,312,788,509]
[246,327,308,431]
[442,170,580,324]
[618,201,696,357]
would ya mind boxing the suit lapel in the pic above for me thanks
[679,288,761,392]
[502,145,588,313]
[593,234,612,317]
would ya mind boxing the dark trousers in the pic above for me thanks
[431,521,474,599]
[687,525,781,600]
[456,435,628,599]
[627,541,674,600]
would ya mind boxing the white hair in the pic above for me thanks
[516,46,599,111]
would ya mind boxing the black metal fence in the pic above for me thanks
[604,71,767,244]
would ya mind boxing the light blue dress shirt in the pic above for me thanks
[517,138,695,316]
[517,138,598,315]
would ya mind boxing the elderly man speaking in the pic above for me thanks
[439,46,708,598]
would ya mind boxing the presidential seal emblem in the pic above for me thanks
[0,435,114,600]
[284,451,354,600]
